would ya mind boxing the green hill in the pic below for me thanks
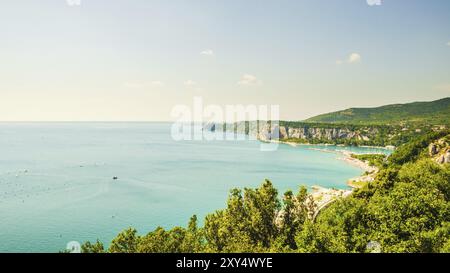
[305,97,450,125]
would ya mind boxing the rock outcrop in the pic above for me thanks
[429,143,438,156]
[208,121,381,144]
[253,123,375,142]
[435,151,450,164]
[429,137,450,164]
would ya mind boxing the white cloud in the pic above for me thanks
[447,41,450,46]
[336,53,362,65]
[348,53,361,63]
[184,80,197,86]
[200,49,214,56]
[238,74,262,86]
[66,0,81,6]
[366,0,382,6]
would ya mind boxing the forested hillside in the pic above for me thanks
[305,97,450,125]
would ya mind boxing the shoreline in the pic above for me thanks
[338,151,378,172]
[264,139,384,217]
[262,139,395,151]
[267,139,382,174]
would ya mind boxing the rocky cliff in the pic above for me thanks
[210,121,387,145]
[255,124,374,142]
[429,137,450,164]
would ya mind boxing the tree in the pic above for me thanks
[368,182,449,252]
[81,240,104,253]
[109,228,139,253]
[398,159,450,201]
[299,197,370,253]
[204,210,227,252]
[275,186,309,250]
[181,215,205,252]
[203,180,280,252]
[244,180,280,248]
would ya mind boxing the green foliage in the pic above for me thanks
[308,156,450,253]
[280,121,436,147]
[81,240,105,253]
[305,97,450,125]
[367,182,449,252]
[297,198,370,253]
[389,130,450,165]
[398,159,450,201]
[203,180,281,252]
[351,154,386,168]
[273,187,309,251]
[224,117,443,148]
[108,228,139,253]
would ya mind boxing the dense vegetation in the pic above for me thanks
[304,97,450,125]
[82,130,450,253]
[351,154,386,169]
[224,120,441,147]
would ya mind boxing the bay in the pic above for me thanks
[0,122,390,252]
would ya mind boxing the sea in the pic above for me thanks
[0,122,391,252]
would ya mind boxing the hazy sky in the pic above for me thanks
[0,0,449,121]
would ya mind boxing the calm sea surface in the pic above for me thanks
[0,123,390,252]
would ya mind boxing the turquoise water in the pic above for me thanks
[0,123,390,253]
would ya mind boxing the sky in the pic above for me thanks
[0,0,449,121]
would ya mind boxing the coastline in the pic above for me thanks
[265,139,385,218]
[262,139,395,151]
[267,139,383,174]
[308,151,379,217]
